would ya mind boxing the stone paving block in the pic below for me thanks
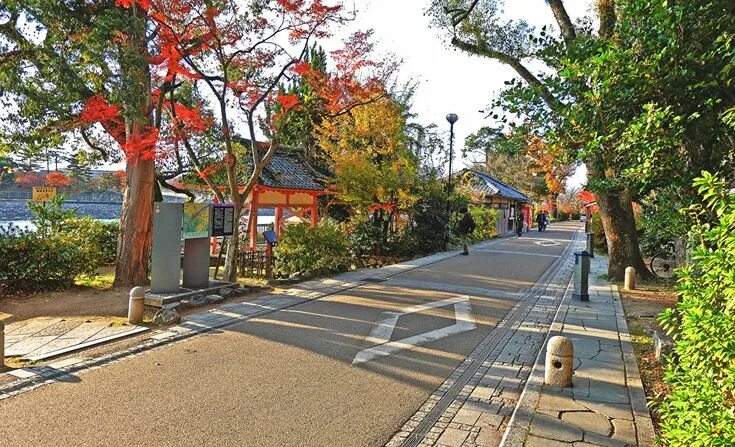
[583,432,627,447]
[525,435,571,447]
[436,428,469,447]
[529,413,584,442]
[537,391,587,413]
[561,411,612,435]
[452,408,481,425]
[611,418,636,445]
[4,335,58,356]
[463,401,502,414]
[577,398,633,421]
[474,426,504,446]
[470,386,494,400]
[475,412,504,429]
[587,381,629,405]
[5,319,61,336]
[34,319,84,337]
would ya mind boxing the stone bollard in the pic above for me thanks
[573,250,591,302]
[0,319,5,368]
[545,336,574,387]
[624,266,636,290]
[128,286,146,325]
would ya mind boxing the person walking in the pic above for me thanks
[516,210,524,237]
[536,212,546,232]
[456,206,476,255]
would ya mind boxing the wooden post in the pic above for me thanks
[249,192,259,250]
[310,206,318,226]
[275,206,283,237]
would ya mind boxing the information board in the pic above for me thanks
[32,186,57,202]
[182,203,210,239]
[211,204,235,237]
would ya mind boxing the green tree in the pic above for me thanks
[430,0,735,279]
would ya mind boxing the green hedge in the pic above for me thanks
[0,197,120,295]
[0,225,92,294]
[658,172,735,445]
[274,221,349,277]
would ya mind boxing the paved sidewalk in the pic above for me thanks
[501,255,654,447]
[3,317,148,361]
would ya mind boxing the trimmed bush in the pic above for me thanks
[274,221,349,277]
[469,206,499,240]
[0,225,91,294]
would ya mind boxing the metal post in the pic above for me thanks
[573,250,591,301]
[586,232,595,258]
[128,286,146,325]
[0,320,5,368]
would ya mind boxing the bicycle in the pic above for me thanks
[649,240,677,279]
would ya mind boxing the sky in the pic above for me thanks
[320,0,593,189]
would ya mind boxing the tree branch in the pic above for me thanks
[547,0,577,44]
[597,0,616,38]
[451,37,562,112]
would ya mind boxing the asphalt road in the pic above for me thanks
[0,221,580,447]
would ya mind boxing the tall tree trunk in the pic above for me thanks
[113,5,154,287]
[222,202,243,283]
[114,158,154,286]
[594,188,650,281]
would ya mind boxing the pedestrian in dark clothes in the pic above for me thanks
[456,206,476,255]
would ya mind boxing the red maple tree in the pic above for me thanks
[45,172,71,187]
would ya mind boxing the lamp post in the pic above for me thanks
[445,113,458,198]
[445,113,458,250]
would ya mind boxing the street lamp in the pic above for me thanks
[444,113,458,250]
[446,113,458,196]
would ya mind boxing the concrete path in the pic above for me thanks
[0,222,584,446]
[500,254,654,447]
[3,317,148,361]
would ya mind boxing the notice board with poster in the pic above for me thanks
[32,186,57,202]
[211,204,235,237]
[182,203,211,239]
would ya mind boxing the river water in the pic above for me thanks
[0,201,275,231]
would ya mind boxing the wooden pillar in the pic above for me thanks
[275,206,283,237]
[249,192,259,250]
[310,197,318,226]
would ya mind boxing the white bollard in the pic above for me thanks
[545,336,574,387]
[128,286,146,325]
[624,266,636,290]
[0,320,4,369]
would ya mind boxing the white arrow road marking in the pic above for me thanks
[352,295,476,365]
[476,248,560,258]
[533,240,561,247]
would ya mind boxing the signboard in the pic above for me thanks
[32,186,57,202]
[211,204,235,237]
[182,203,210,239]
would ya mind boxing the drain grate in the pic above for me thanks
[361,277,387,284]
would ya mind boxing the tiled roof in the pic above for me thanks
[259,153,325,191]
[235,137,325,191]
[461,170,528,201]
